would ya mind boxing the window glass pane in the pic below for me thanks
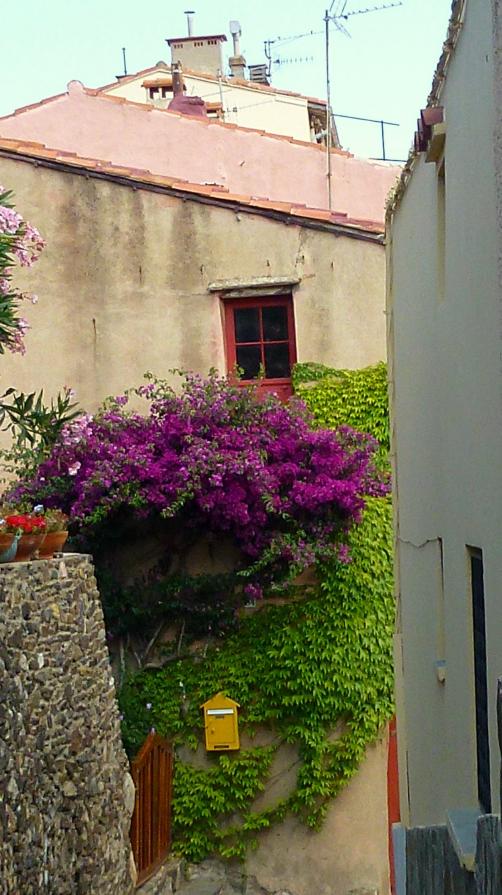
[264,343,290,379]
[234,308,260,343]
[262,305,288,341]
[236,344,261,380]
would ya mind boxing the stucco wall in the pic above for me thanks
[0,85,399,225]
[0,554,135,894]
[388,0,502,826]
[178,733,389,895]
[247,737,389,895]
[105,67,313,142]
[0,156,386,410]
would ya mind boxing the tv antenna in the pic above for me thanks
[324,1,403,208]
[264,30,323,80]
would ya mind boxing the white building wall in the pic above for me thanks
[388,0,502,826]
[104,69,313,142]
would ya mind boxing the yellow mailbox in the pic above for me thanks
[201,693,240,751]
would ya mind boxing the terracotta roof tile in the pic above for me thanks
[96,62,326,104]
[0,92,66,120]
[90,89,350,155]
[292,206,334,222]
[94,63,171,94]
[0,136,383,236]
[142,78,175,88]
[1,81,346,158]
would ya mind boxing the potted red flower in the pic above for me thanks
[5,513,46,561]
[0,517,18,562]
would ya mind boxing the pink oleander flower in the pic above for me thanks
[0,190,45,353]
[0,205,22,235]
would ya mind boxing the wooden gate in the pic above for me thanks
[130,731,173,886]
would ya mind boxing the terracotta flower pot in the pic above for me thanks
[38,530,68,560]
[15,532,45,562]
[0,532,17,563]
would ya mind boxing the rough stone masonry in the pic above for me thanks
[0,554,135,895]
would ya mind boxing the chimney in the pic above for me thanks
[172,62,184,96]
[168,63,208,118]
[229,20,246,79]
[185,10,195,36]
[166,23,227,77]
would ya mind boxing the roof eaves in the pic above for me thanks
[0,90,67,121]
[0,137,383,240]
[98,61,324,104]
[82,89,351,154]
[96,63,171,94]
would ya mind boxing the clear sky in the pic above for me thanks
[2,0,452,160]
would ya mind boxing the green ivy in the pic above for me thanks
[119,363,394,861]
[120,498,394,859]
[293,361,389,451]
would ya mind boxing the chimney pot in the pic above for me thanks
[229,21,245,79]
[172,62,184,97]
[184,9,195,37]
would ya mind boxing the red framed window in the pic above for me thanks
[224,296,297,400]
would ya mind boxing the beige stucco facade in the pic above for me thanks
[248,737,390,895]
[387,0,502,827]
[0,153,386,411]
[177,732,389,895]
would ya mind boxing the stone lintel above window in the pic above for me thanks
[208,276,300,299]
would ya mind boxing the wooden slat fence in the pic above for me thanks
[405,815,501,895]
[130,731,173,886]
[403,678,502,893]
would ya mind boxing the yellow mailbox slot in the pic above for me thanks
[201,693,240,751]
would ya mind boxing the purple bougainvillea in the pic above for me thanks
[14,372,389,594]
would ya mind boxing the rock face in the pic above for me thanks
[0,554,135,895]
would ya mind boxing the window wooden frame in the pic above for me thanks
[223,295,297,400]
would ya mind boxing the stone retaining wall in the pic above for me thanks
[0,554,135,895]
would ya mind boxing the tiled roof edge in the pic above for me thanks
[0,90,67,121]
[0,82,350,158]
[0,137,384,240]
[86,89,351,155]
[98,62,327,104]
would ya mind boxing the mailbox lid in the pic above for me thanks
[201,692,240,712]
[202,692,240,751]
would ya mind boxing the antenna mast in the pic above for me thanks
[325,0,403,209]
[264,29,322,81]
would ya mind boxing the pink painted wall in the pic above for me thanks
[0,82,399,224]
